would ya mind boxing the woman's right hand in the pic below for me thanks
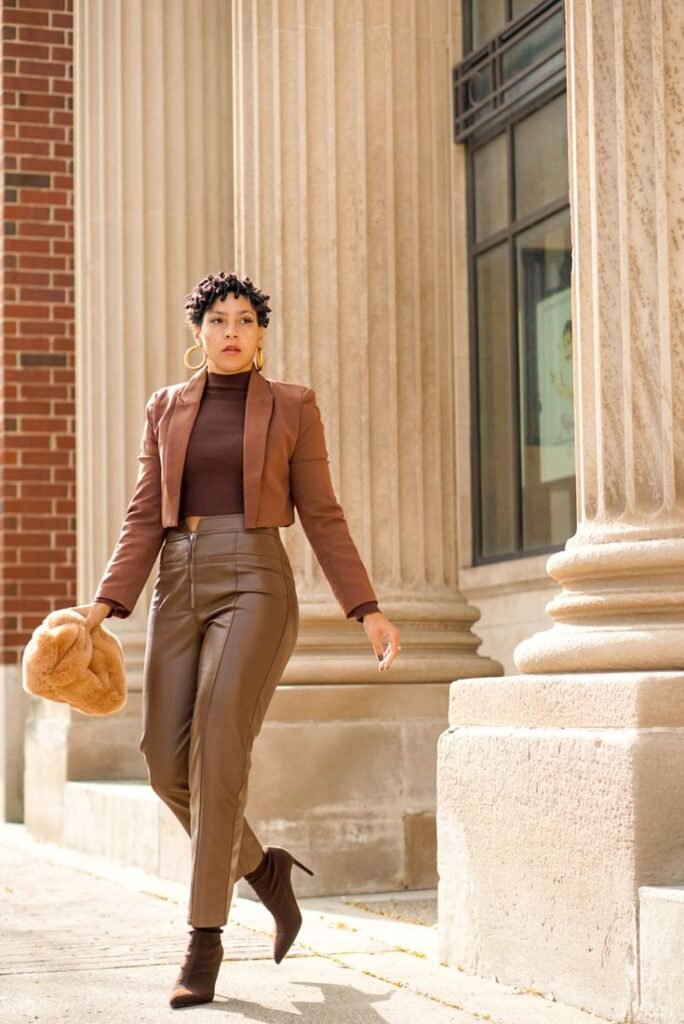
[67,601,112,631]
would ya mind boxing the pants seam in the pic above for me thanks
[218,568,296,922]
[189,600,238,924]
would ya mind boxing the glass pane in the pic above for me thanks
[514,92,568,219]
[472,0,506,50]
[515,209,576,550]
[512,0,540,17]
[502,7,565,107]
[474,134,508,241]
[476,244,516,558]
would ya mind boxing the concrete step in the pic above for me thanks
[62,779,191,884]
[638,884,684,1024]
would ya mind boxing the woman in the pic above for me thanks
[73,271,401,1008]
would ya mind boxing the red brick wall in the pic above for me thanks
[1,0,75,662]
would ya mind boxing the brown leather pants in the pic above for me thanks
[140,513,299,927]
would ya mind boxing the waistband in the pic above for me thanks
[165,513,280,540]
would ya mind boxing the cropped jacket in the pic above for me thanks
[94,364,379,621]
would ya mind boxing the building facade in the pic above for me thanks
[2,1,683,1021]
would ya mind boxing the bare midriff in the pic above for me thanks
[184,516,202,532]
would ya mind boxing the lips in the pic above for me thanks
[223,347,240,353]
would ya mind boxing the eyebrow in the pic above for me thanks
[208,309,254,316]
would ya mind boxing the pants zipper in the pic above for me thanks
[189,531,196,609]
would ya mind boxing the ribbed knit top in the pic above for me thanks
[179,368,251,518]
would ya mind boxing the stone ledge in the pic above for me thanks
[639,884,684,1024]
[448,672,684,728]
[62,780,190,882]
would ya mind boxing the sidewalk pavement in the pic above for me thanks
[0,822,611,1024]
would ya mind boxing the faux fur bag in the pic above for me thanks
[21,608,127,716]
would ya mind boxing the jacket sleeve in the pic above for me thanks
[289,388,378,619]
[92,393,167,619]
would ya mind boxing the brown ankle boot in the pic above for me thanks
[169,929,223,1009]
[244,846,314,963]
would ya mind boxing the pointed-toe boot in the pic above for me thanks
[244,846,314,963]
[169,929,223,1009]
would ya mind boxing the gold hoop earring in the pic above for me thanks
[254,346,264,372]
[183,341,207,370]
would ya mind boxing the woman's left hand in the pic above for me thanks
[363,611,402,672]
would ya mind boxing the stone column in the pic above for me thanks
[233,0,496,684]
[24,0,234,840]
[232,0,499,895]
[437,0,684,1019]
[514,0,684,676]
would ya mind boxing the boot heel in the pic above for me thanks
[290,855,314,877]
[247,846,314,963]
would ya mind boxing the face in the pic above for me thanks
[193,292,265,375]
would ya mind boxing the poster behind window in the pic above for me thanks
[536,287,574,483]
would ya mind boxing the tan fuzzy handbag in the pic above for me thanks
[21,608,127,716]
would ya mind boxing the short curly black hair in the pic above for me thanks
[184,271,272,329]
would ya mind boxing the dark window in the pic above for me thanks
[456,1,575,563]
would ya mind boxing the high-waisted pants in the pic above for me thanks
[140,513,299,928]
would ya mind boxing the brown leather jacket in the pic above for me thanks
[94,364,378,619]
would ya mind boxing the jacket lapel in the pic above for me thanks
[242,367,274,524]
[162,364,274,526]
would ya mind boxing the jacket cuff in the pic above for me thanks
[348,601,380,623]
[95,596,130,619]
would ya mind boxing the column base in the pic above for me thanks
[515,622,684,674]
[236,681,450,897]
[283,600,503,684]
[516,538,684,673]
[437,671,684,1022]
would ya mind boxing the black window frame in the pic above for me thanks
[455,0,573,566]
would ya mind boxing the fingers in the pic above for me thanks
[372,636,386,661]
[70,605,102,631]
[364,615,402,671]
[376,632,402,672]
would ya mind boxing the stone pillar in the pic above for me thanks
[232,0,500,895]
[233,0,496,684]
[24,0,234,840]
[514,1,684,676]
[437,0,684,1019]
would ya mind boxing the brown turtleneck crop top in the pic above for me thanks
[99,368,379,623]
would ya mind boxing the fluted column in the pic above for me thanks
[437,1,684,1016]
[233,0,499,684]
[516,0,684,673]
[75,0,233,679]
[23,0,235,844]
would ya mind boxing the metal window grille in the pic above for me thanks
[454,0,566,143]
